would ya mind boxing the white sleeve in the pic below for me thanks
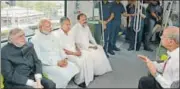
[155,74,172,88]
[26,79,35,87]
[88,26,97,45]
[155,58,179,88]
[58,43,68,60]
[34,73,42,80]
[31,38,57,66]
[153,61,164,73]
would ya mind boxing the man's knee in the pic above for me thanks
[139,76,154,84]
[41,78,56,88]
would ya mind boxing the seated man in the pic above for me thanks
[138,26,179,89]
[53,17,94,88]
[1,28,56,88]
[31,19,79,88]
[71,13,112,76]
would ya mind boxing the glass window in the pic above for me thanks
[1,1,65,42]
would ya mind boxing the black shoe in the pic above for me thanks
[108,50,115,55]
[144,48,153,52]
[136,48,140,51]
[106,54,109,58]
[128,47,134,51]
[94,75,99,80]
[104,52,109,58]
[113,47,120,51]
[78,82,87,88]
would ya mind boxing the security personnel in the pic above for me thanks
[110,0,129,53]
[126,0,136,43]
[143,0,161,52]
[127,0,146,51]
[102,0,114,56]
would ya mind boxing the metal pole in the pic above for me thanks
[133,1,142,51]
[100,1,105,46]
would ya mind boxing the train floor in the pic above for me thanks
[67,36,158,88]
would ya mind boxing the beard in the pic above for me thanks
[41,30,51,35]
[14,42,26,47]
[82,23,87,27]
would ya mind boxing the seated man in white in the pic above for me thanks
[53,17,94,88]
[71,13,112,76]
[31,18,79,88]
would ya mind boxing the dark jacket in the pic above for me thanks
[1,43,42,87]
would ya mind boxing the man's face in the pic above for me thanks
[41,20,52,33]
[11,32,26,47]
[79,15,87,26]
[161,30,173,49]
[62,20,71,32]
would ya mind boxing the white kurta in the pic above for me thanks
[71,23,112,75]
[31,30,79,88]
[53,29,94,86]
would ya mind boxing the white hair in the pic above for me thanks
[8,28,23,43]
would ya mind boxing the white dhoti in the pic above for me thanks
[71,22,113,76]
[67,50,94,86]
[53,29,95,86]
[42,61,79,88]
[88,45,112,75]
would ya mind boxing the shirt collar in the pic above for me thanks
[167,47,179,57]
[78,22,87,28]
[59,28,69,35]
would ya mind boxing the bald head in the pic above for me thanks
[161,26,179,51]
[164,26,179,44]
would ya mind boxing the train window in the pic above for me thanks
[1,1,65,43]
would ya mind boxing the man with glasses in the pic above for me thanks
[138,26,179,89]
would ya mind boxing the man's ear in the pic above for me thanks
[8,37,13,43]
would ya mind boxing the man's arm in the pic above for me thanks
[31,39,57,66]
[152,61,164,73]
[105,13,114,24]
[88,26,97,45]
[31,44,42,81]
[138,55,176,88]
[1,58,34,86]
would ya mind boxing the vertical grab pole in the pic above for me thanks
[133,0,142,51]
[100,1,105,46]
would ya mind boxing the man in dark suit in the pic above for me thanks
[1,28,56,88]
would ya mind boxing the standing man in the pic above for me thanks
[110,0,130,52]
[143,0,161,51]
[102,0,114,57]
[127,0,146,51]
[31,18,79,88]
[138,26,179,89]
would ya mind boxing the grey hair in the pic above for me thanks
[168,33,179,44]
[39,18,51,30]
[8,28,23,43]
[59,17,70,26]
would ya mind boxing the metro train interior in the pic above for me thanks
[1,0,179,88]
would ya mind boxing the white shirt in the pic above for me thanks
[71,22,97,50]
[31,30,65,66]
[154,47,179,88]
[53,29,77,57]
